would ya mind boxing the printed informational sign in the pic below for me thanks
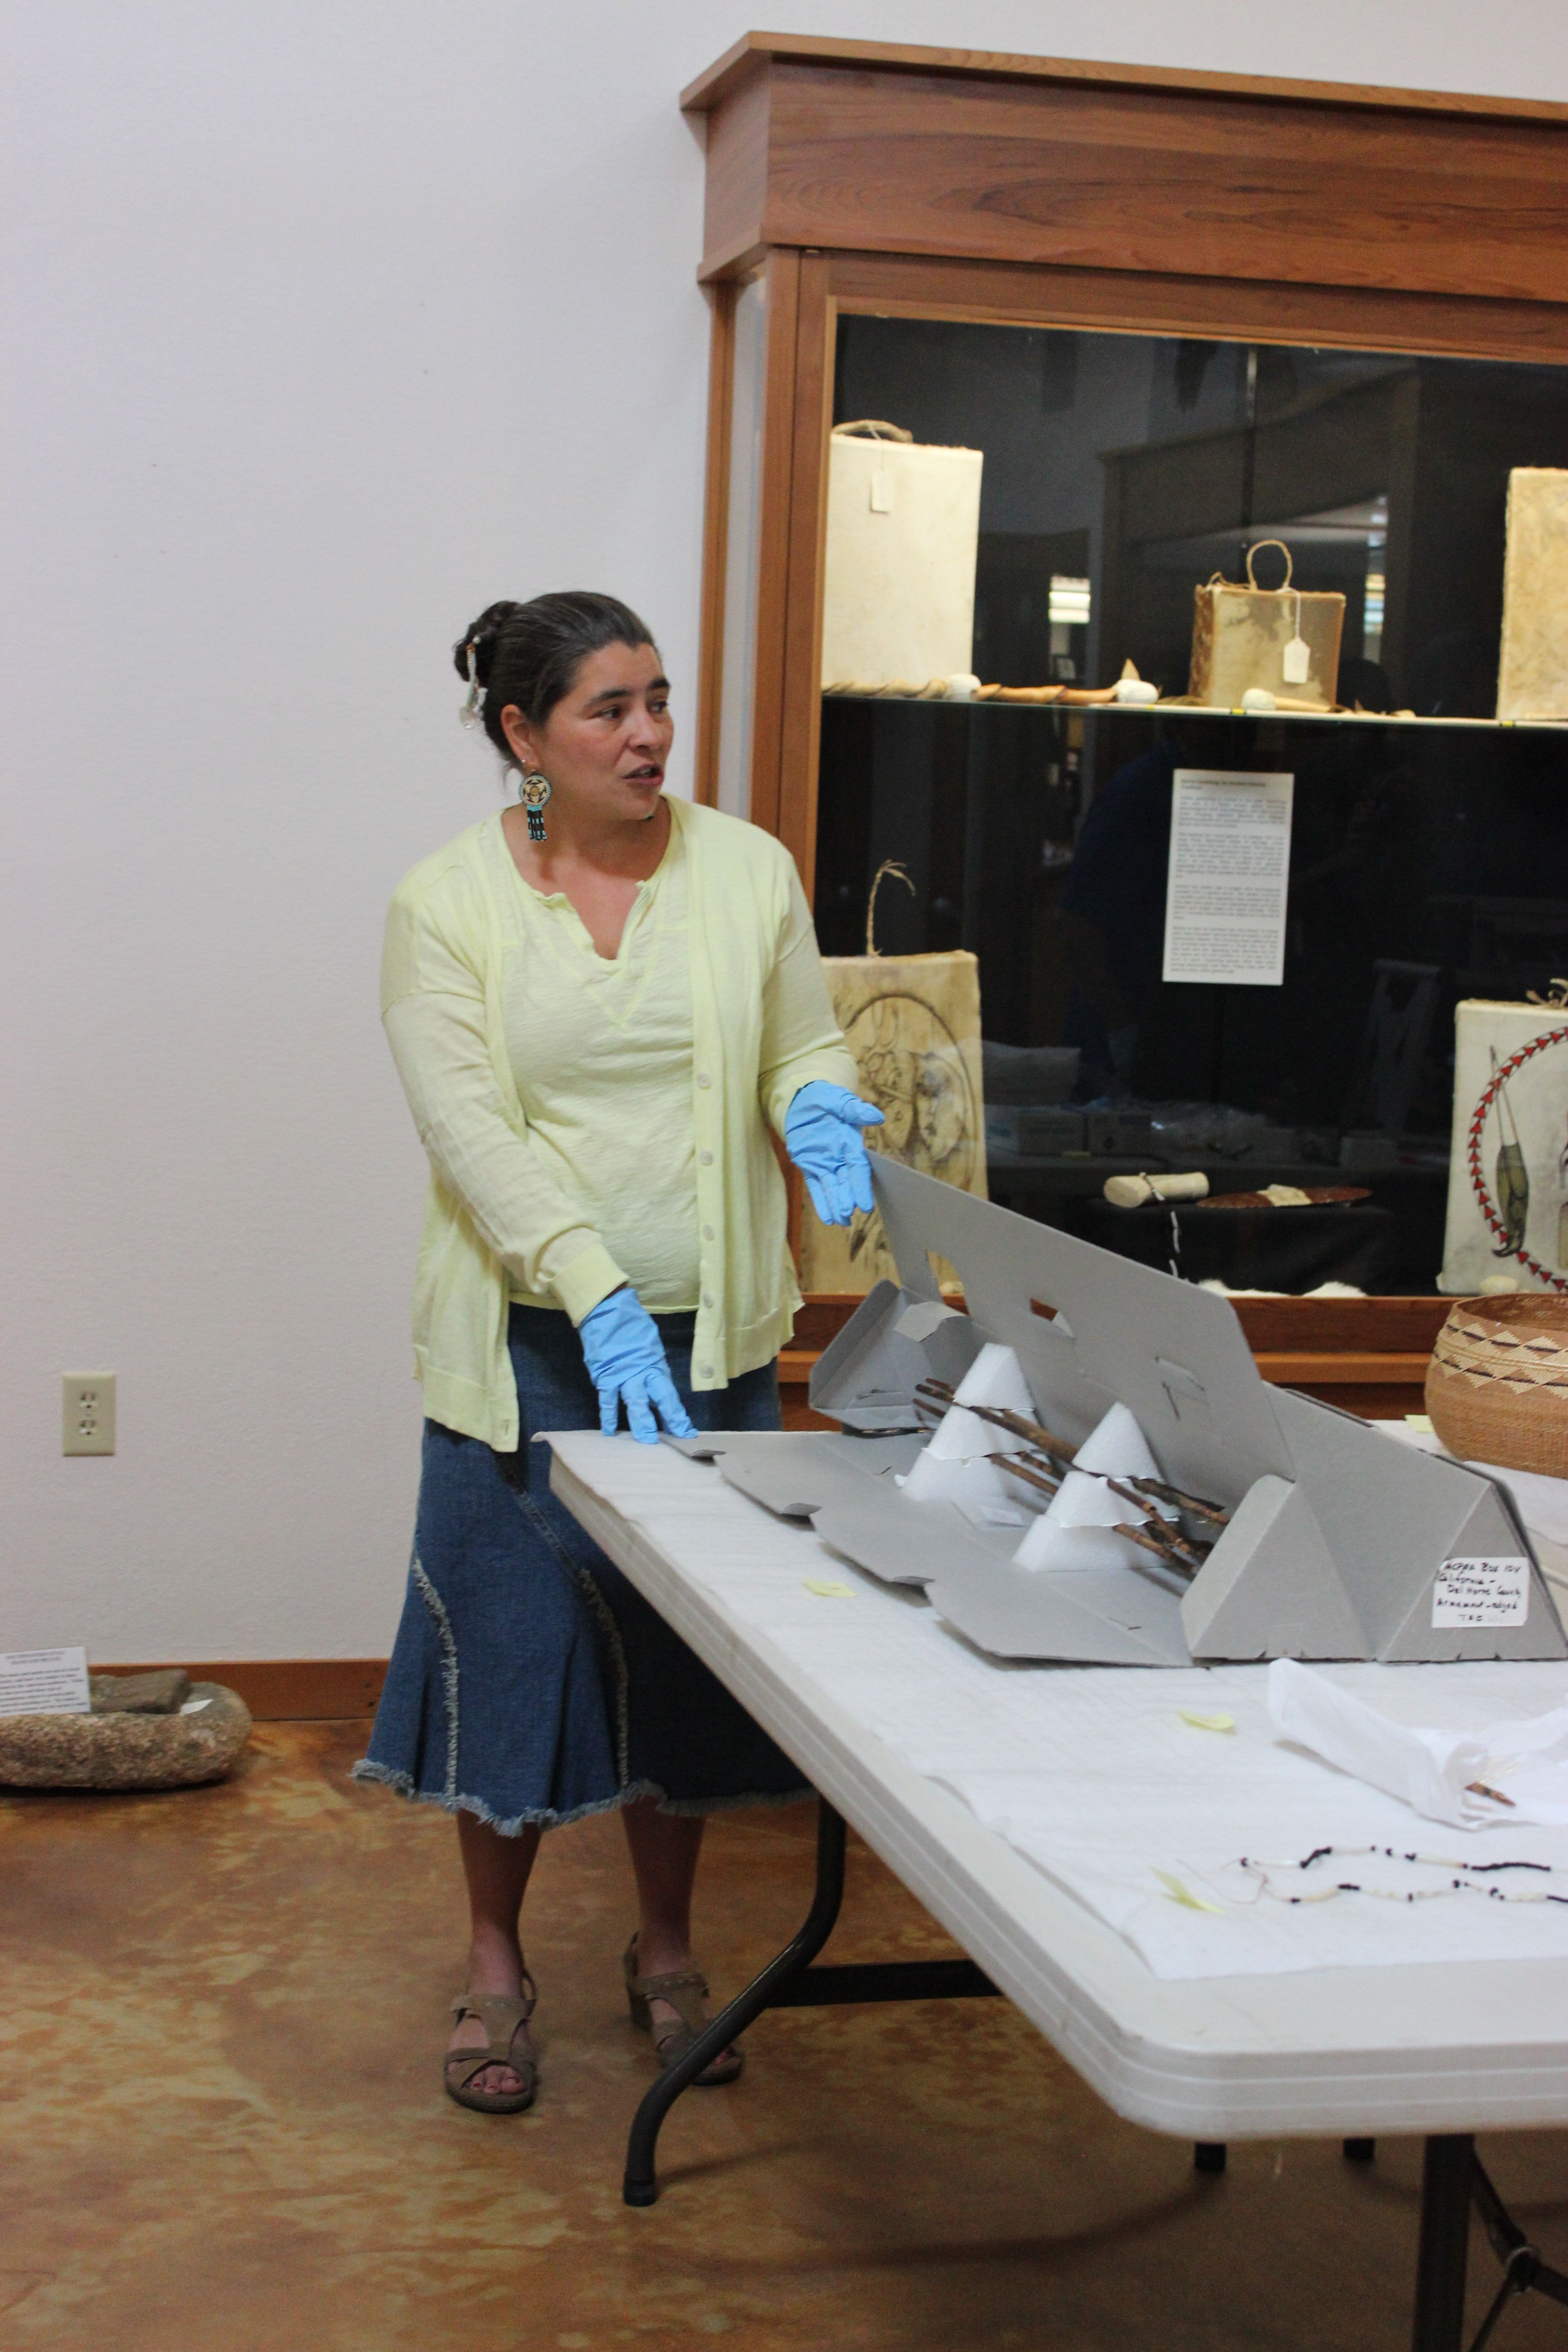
[1162,769,1294,986]
[0,1646,90,1718]
[1431,1558,1531,1628]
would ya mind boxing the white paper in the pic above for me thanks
[1042,1401,1168,1533]
[1432,1557,1531,1628]
[1162,769,1294,986]
[549,1435,1568,1979]
[927,1407,1028,1465]
[952,1343,1037,1420]
[903,1447,1015,1504]
[1269,1656,1487,1826]
[1012,1401,1174,1574]
[0,1646,90,1718]
[1267,1655,1568,1831]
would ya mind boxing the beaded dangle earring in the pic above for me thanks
[514,768,553,842]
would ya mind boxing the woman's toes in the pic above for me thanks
[470,2062,521,2095]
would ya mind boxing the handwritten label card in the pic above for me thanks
[1162,769,1294,986]
[0,1646,90,1718]
[1431,1558,1531,1628]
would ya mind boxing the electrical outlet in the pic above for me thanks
[62,1373,115,1456]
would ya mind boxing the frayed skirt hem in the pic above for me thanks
[350,1757,811,1837]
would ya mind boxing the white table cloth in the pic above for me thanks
[549,1432,1568,2139]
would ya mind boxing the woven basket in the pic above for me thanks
[1425,1295,1568,1477]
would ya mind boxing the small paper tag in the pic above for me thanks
[1282,636,1311,685]
[1431,1558,1530,1628]
[0,1646,90,1718]
[869,468,893,514]
[804,1578,855,1599]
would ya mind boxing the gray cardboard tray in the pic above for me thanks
[663,1429,922,1523]
[674,1160,1568,1668]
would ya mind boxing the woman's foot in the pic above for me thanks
[623,1932,744,2085]
[446,1940,536,2106]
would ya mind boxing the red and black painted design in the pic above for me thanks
[1465,1024,1568,1291]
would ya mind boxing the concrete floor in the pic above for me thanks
[4,1721,1567,2352]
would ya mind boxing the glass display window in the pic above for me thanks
[812,315,1568,1289]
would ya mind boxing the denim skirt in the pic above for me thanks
[355,1305,807,1834]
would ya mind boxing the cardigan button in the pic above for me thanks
[700,1363,714,1378]
[698,1149,713,1166]
[696,1072,712,1088]
[701,1291,714,1308]
[702,1225,715,1240]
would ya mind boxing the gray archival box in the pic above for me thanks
[666,1160,1564,1668]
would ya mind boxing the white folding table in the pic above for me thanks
[548,1431,1568,2352]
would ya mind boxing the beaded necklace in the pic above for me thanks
[1239,1844,1568,1907]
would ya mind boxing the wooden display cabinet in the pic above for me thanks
[682,34,1568,1409]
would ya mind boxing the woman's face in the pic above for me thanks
[502,642,673,827]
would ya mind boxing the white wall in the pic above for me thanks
[4,1,1565,1662]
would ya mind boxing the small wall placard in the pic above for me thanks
[0,1646,90,1718]
[1162,770,1294,987]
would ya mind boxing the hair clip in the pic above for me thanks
[459,642,484,730]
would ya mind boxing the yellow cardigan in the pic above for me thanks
[381,798,858,1449]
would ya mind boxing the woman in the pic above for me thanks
[358,592,882,2113]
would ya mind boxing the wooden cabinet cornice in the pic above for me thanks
[682,34,1568,307]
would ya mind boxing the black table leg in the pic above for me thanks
[1466,2145,1568,2350]
[622,1795,999,2206]
[622,1798,850,2207]
[1412,2135,1473,2352]
[1405,2132,1568,2351]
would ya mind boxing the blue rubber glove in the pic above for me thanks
[784,1081,885,1227]
[578,1288,697,1445]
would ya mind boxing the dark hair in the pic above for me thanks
[453,591,657,757]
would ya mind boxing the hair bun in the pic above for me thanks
[452,600,524,687]
[450,589,657,755]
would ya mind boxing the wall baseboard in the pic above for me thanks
[100,1659,387,1721]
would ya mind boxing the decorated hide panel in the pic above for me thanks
[800,937,988,1296]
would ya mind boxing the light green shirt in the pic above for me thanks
[381,798,858,1447]
[500,810,700,1312]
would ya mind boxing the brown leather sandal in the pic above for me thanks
[622,1933,744,2086]
[445,1977,538,2114]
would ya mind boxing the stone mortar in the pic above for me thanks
[0,1683,252,1790]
